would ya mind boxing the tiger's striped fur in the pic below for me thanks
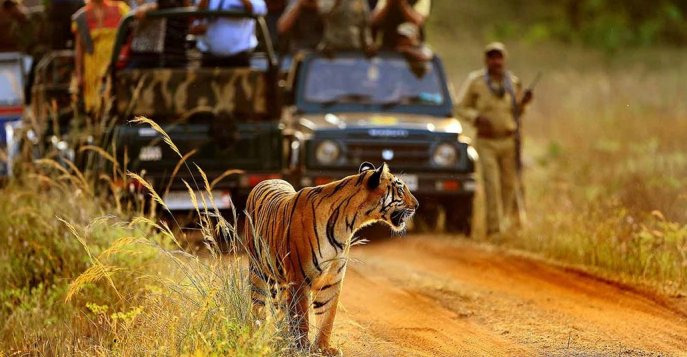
[244,162,418,355]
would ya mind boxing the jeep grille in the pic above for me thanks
[346,141,430,167]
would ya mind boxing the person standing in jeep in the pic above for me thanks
[456,42,533,236]
[72,0,130,113]
[0,0,29,52]
[197,0,267,67]
[370,0,431,49]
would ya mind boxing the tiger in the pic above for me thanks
[244,161,419,355]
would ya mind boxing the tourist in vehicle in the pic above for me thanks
[4,0,53,105]
[196,0,267,67]
[2,1,46,55]
[0,0,29,52]
[277,0,324,52]
[455,42,533,236]
[279,0,375,55]
[394,22,431,62]
[371,0,431,49]
[72,0,130,113]
[319,0,375,55]
[127,0,190,68]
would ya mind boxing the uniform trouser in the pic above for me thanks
[476,136,517,234]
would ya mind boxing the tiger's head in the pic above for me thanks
[358,162,419,232]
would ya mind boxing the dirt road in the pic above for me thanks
[331,235,687,356]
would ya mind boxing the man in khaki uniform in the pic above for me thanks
[456,42,533,235]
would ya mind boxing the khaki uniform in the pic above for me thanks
[457,69,523,234]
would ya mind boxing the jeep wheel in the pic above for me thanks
[443,196,473,236]
[415,201,441,232]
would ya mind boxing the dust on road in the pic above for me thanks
[331,235,687,356]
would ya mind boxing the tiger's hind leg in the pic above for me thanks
[249,262,271,323]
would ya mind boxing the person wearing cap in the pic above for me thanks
[371,0,431,49]
[456,42,533,236]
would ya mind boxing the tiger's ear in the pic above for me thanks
[367,163,386,189]
[359,161,375,173]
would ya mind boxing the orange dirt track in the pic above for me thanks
[330,235,687,356]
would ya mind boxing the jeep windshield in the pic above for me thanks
[298,53,452,116]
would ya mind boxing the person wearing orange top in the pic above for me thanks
[72,0,130,113]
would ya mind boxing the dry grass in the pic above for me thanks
[516,57,687,292]
[0,120,302,356]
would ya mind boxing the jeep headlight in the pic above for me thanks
[432,143,458,167]
[315,140,340,165]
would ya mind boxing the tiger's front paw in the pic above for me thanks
[315,346,342,357]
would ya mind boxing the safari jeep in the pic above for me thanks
[283,52,477,233]
[0,52,29,178]
[109,8,288,210]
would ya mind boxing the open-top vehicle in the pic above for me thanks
[283,51,477,233]
[108,8,290,210]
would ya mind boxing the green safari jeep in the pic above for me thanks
[109,8,290,211]
[282,51,478,233]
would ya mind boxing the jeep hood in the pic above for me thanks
[296,113,463,134]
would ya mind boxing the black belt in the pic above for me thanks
[477,130,516,139]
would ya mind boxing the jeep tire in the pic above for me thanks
[443,195,473,236]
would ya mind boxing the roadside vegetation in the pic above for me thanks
[0,119,296,355]
[518,55,687,293]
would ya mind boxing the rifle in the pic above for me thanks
[512,71,542,226]
[514,71,542,173]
